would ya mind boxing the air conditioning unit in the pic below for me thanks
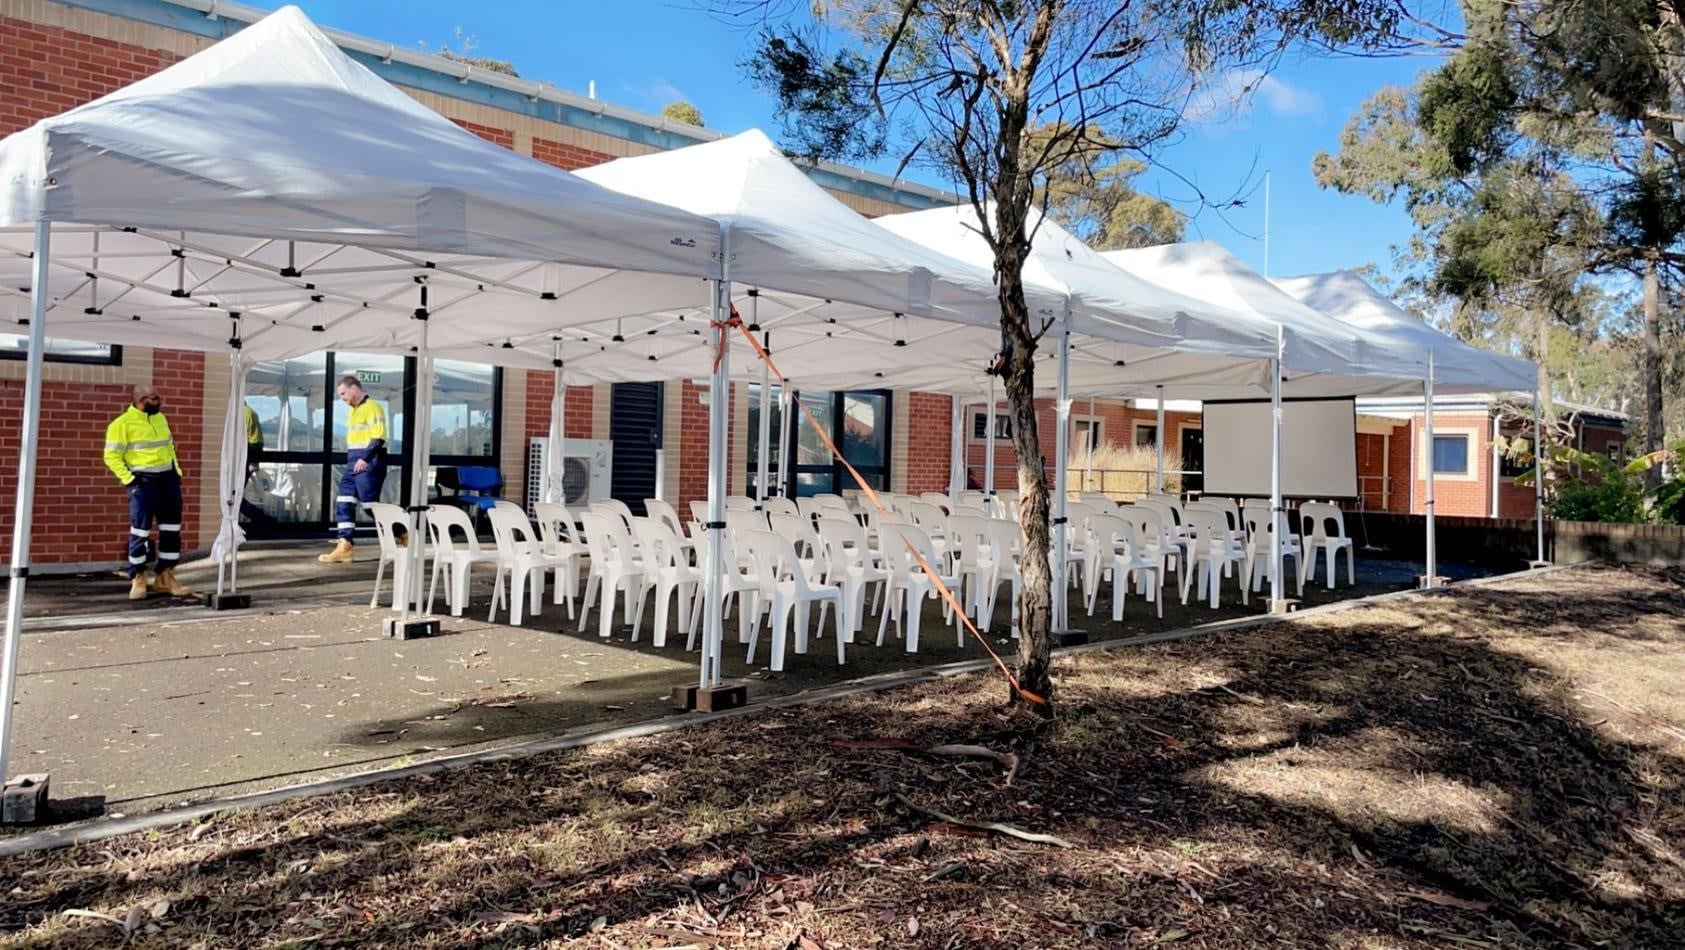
[527,437,612,509]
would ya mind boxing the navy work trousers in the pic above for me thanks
[334,449,387,541]
[127,471,182,578]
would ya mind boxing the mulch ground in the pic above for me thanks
[3,565,1683,948]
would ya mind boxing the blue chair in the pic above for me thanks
[437,466,503,528]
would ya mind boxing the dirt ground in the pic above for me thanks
[3,564,1682,948]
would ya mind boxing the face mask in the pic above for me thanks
[142,401,162,415]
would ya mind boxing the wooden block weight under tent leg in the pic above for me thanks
[1055,629,1090,647]
[671,682,749,713]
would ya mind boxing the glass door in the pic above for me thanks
[785,390,892,496]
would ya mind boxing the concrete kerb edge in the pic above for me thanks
[0,565,1559,855]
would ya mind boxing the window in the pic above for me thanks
[1431,434,1470,475]
[1072,418,1102,453]
[790,390,892,495]
[745,382,787,498]
[972,411,1011,440]
[0,334,120,365]
[1134,423,1158,447]
[1606,441,1625,461]
[429,359,498,457]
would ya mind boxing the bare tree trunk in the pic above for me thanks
[999,265,1052,713]
[1645,252,1664,488]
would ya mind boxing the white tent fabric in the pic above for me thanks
[875,204,1310,396]
[1102,243,1429,396]
[1273,271,1536,395]
[0,5,723,364]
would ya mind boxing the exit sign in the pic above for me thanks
[354,370,381,385]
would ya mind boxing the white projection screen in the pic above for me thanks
[1200,399,1358,499]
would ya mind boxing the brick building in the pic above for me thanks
[0,0,1619,572]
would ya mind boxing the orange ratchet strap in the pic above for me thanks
[713,314,1048,708]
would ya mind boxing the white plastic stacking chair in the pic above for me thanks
[363,502,425,608]
[643,499,695,560]
[877,522,965,653]
[532,501,583,618]
[765,496,799,517]
[814,494,852,518]
[813,515,887,640]
[1082,512,1128,617]
[688,529,763,649]
[907,501,952,562]
[1299,502,1356,589]
[577,511,651,640]
[975,518,1023,635]
[632,517,703,647]
[425,504,500,617]
[957,490,987,509]
[1242,500,1303,596]
[992,490,1021,522]
[946,514,993,621]
[485,505,572,626]
[919,492,953,515]
[1123,505,1180,592]
[725,495,755,511]
[1180,503,1249,609]
[768,510,817,560]
[1107,516,1163,620]
[741,530,846,671]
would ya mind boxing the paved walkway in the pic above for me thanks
[3,542,1494,820]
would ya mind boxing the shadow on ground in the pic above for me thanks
[3,565,1681,947]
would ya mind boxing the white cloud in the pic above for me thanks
[1187,68,1320,123]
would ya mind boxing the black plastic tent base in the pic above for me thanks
[1055,629,1089,647]
[383,617,440,640]
[1,773,49,825]
[203,592,251,611]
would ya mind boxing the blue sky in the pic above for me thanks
[255,1,1442,283]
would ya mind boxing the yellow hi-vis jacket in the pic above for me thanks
[345,397,387,450]
[244,404,263,447]
[104,406,181,485]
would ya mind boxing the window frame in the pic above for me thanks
[970,410,1011,442]
[1132,421,1159,448]
[0,337,122,366]
[1427,431,1474,478]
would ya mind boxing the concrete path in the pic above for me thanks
[3,543,1491,820]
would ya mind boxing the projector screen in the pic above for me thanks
[1200,399,1358,499]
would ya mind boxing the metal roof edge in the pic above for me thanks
[53,0,957,208]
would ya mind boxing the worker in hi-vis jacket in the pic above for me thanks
[318,374,403,562]
[104,385,194,600]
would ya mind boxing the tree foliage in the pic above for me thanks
[660,100,706,127]
[731,0,1405,709]
[1319,0,1685,459]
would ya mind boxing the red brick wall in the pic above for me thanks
[0,14,183,135]
[531,136,613,171]
[0,381,130,565]
[904,391,953,493]
[450,118,513,149]
[963,400,1197,490]
[676,380,731,511]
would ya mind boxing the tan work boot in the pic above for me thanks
[128,574,149,601]
[318,539,355,563]
[154,568,194,598]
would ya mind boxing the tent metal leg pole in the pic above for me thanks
[755,325,771,510]
[1052,309,1073,636]
[1,222,51,786]
[1490,413,1501,518]
[1084,396,1095,492]
[700,265,733,696]
[1533,388,1546,566]
[388,294,436,639]
[211,349,250,606]
[1423,353,1437,588]
[1155,386,1166,494]
[984,377,997,500]
[546,340,566,505]
[948,397,964,503]
[1270,327,1285,613]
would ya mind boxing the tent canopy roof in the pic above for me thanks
[1273,270,1536,395]
[0,5,724,367]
